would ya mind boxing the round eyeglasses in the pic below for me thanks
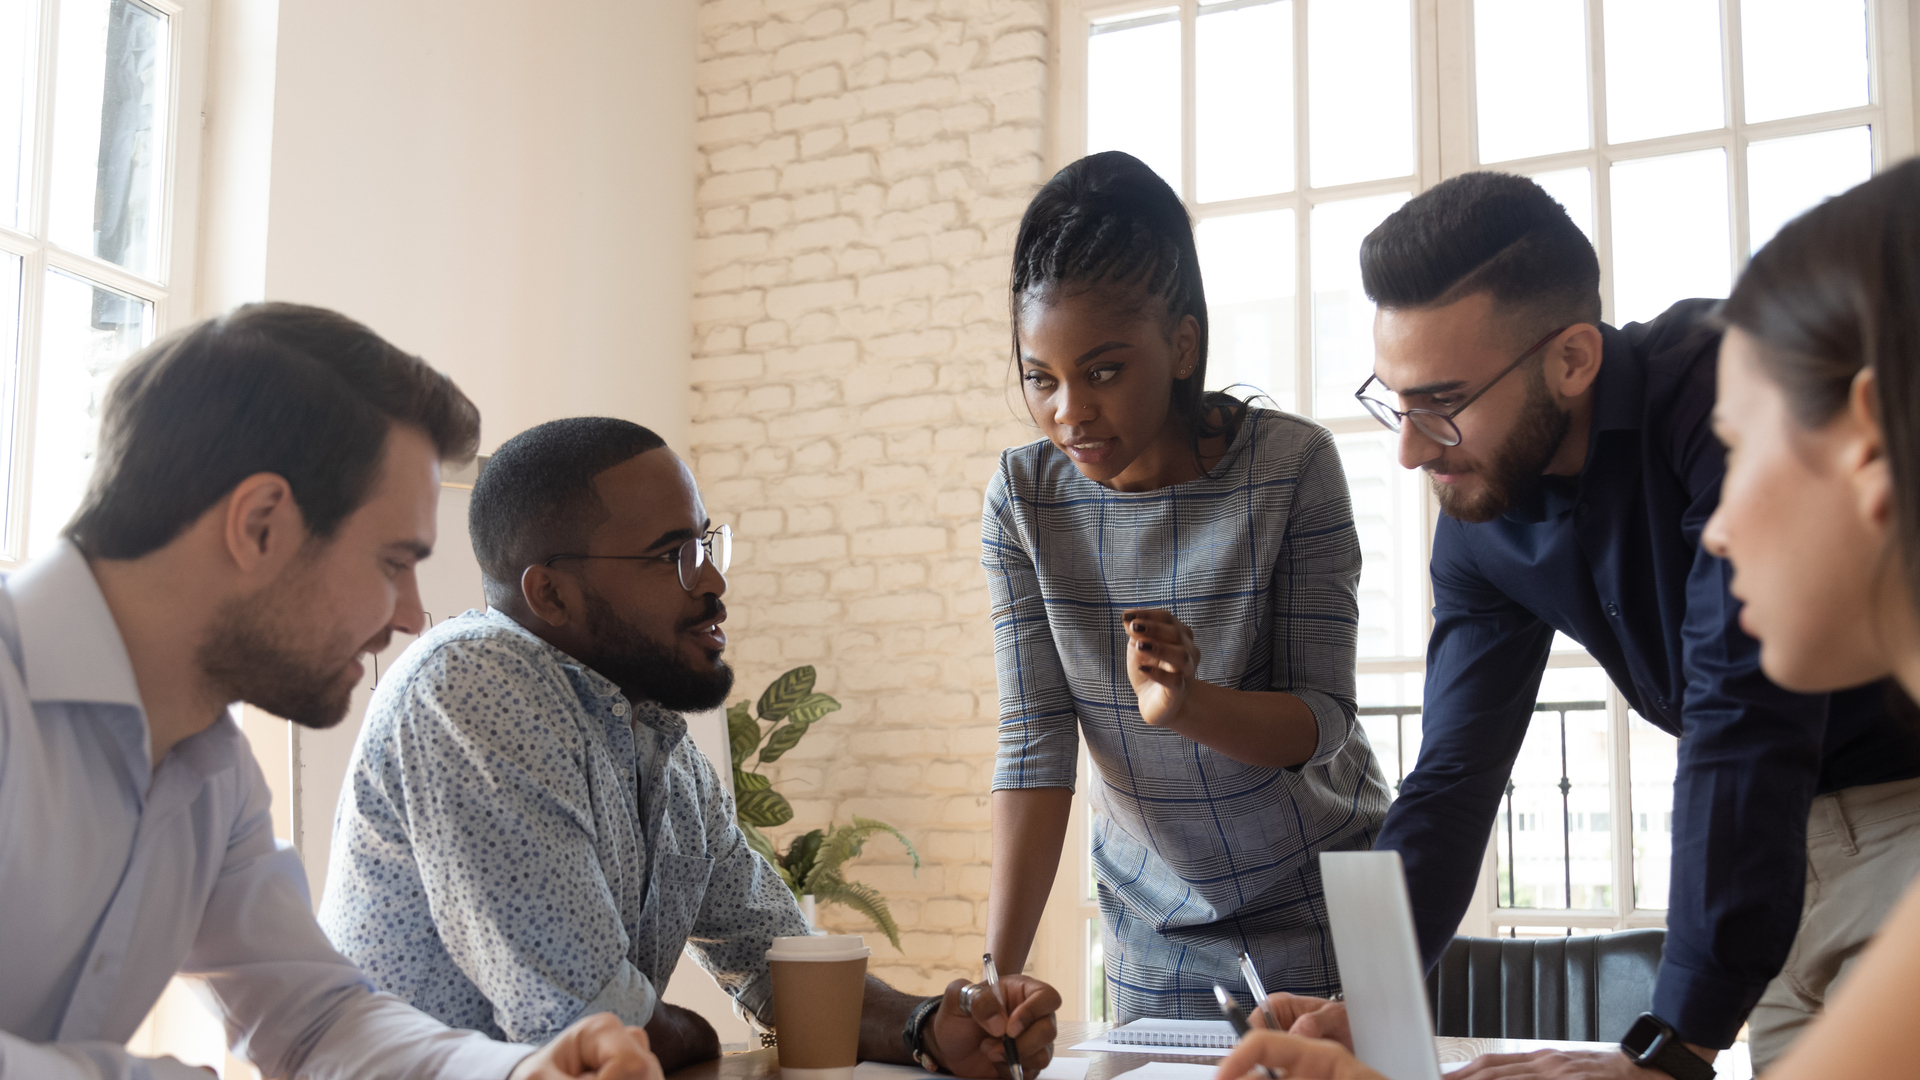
[1354,325,1570,448]
[542,524,733,592]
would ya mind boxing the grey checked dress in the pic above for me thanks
[984,408,1390,1020]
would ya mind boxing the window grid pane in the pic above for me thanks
[30,269,151,558]
[0,0,34,231]
[1196,0,1294,202]
[1306,0,1412,188]
[1473,0,1589,164]
[1609,148,1731,327]
[1746,126,1873,255]
[1741,0,1869,125]
[1086,14,1182,195]
[1602,0,1724,145]
[1197,208,1296,408]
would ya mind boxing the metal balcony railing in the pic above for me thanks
[1357,700,1609,910]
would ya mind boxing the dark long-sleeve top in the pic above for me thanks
[1374,299,1920,1049]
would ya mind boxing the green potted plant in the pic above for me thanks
[728,665,919,949]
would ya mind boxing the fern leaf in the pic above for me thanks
[808,872,903,951]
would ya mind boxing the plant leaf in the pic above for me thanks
[733,770,771,791]
[736,787,793,828]
[782,829,825,887]
[813,817,920,878]
[727,702,760,767]
[757,666,816,722]
[784,693,841,726]
[808,871,904,951]
[756,719,810,763]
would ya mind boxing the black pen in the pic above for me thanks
[983,953,1025,1080]
[1214,984,1285,1080]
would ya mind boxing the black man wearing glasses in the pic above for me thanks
[1272,175,1920,1080]
[317,418,1062,1080]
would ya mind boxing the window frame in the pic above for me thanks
[0,0,209,568]
[1045,0,1915,1017]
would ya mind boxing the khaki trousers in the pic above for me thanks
[1747,774,1920,1072]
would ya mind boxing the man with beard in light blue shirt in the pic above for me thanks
[0,304,658,1080]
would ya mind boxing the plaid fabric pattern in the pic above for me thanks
[984,409,1390,1017]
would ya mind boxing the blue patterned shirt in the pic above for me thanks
[984,409,1390,1013]
[318,608,809,1044]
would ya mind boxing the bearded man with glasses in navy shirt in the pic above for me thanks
[1258,173,1920,1080]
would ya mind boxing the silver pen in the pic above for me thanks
[982,953,1025,1080]
[1213,985,1285,1080]
[1239,951,1280,1031]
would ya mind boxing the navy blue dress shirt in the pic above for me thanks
[1374,299,1920,1049]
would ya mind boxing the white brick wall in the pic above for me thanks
[692,0,1050,993]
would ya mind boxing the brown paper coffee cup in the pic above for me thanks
[767,934,871,1080]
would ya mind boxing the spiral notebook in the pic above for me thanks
[1068,1019,1238,1056]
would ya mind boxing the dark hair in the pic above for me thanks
[67,302,480,560]
[1722,157,1920,613]
[1360,172,1602,337]
[468,417,667,598]
[1010,150,1237,447]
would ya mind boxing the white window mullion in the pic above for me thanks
[1292,0,1312,419]
[1607,683,1635,925]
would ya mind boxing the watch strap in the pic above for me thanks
[903,995,942,1073]
[1642,1037,1716,1080]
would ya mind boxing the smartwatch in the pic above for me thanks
[1619,1013,1716,1080]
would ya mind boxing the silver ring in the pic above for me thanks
[959,983,983,1016]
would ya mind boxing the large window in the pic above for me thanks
[1054,0,1914,1018]
[0,0,202,568]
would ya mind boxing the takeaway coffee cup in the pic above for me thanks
[766,934,871,1080]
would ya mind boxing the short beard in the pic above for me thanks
[1431,364,1573,524]
[575,587,734,713]
[198,573,369,731]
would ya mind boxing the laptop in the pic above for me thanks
[1319,850,1464,1080]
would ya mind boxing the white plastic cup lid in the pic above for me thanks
[766,934,871,962]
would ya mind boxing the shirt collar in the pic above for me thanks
[7,540,144,709]
[1590,321,1646,437]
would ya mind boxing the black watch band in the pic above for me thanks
[1619,1013,1716,1080]
[903,995,942,1073]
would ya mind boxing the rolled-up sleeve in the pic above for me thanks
[1271,432,1364,766]
[984,456,1080,792]
[681,754,811,1027]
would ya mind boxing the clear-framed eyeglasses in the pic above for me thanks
[1353,325,1570,448]
[542,524,733,592]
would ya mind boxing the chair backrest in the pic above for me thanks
[1423,930,1665,1043]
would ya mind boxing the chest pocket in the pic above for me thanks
[649,852,714,963]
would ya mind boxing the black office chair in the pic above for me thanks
[1424,929,1665,1043]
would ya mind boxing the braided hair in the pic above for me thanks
[1010,151,1240,453]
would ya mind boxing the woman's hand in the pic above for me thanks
[1214,1029,1388,1080]
[1122,608,1201,728]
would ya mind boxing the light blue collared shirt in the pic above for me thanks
[0,542,533,1080]
[319,608,809,1044]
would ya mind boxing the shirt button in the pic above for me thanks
[611,700,629,717]
[1606,602,1620,618]
[1656,696,1669,711]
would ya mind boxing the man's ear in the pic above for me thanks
[520,563,577,628]
[1549,323,1605,399]
[223,473,303,573]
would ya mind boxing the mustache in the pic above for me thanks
[679,595,725,633]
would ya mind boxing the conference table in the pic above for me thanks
[671,1020,1754,1080]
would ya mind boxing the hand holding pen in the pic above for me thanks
[982,954,1025,1080]
[1213,985,1285,1080]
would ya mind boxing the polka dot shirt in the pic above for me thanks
[317,608,810,1044]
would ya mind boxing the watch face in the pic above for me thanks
[1621,1014,1669,1057]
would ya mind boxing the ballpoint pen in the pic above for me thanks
[982,953,1025,1080]
[1238,950,1280,1031]
[1213,985,1286,1080]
